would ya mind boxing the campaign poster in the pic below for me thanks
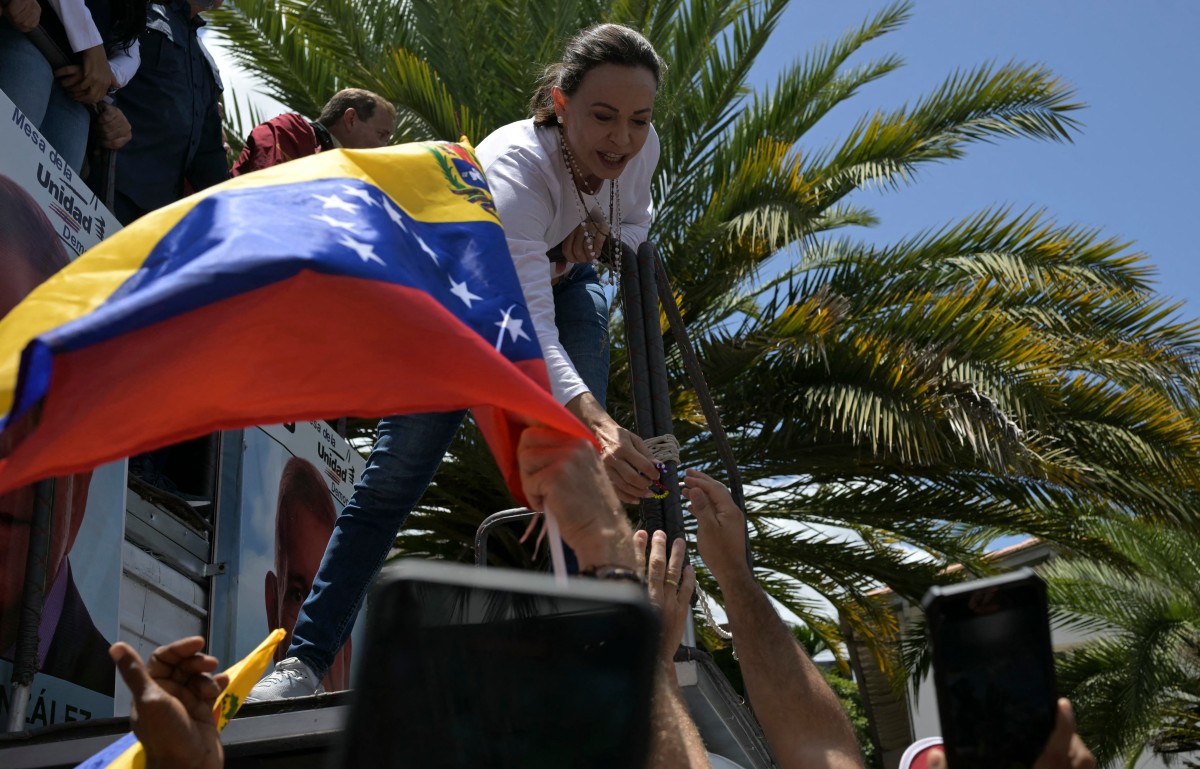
[1,88,126,731]
[235,422,368,692]
[0,462,127,730]
[0,88,118,261]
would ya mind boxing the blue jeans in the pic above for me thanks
[0,26,90,173]
[289,265,611,678]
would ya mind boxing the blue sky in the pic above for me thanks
[747,0,1199,314]
[743,0,1196,556]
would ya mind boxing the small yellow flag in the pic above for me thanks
[213,628,287,732]
[74,629,287,769]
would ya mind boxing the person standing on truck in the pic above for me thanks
[246,23,665,702]
[109,0,227,226]
[0,0,144,173]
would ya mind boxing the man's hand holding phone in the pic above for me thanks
[925,698,1095,769]
[923,569,1062,769]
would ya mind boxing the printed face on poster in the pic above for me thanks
[0,88,118,274]
[236,422,368,692]
[0,88,125,731]
[0,463,127,730]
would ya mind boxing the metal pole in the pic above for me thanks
[620,243,662,535]
[636,243,685,550]
[7,478,56,732]
[620,243,655,440]
[474,508,537,567]
[630,244,695,644]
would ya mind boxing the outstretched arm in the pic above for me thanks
[683,470,862,769]
[110,636,229,769]
[516,428,706,767]
[481,145,659,503]
[516,425,636,571]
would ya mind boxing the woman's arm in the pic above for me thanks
[43,0,103,53]
[45,0,116,104]
[486,150,592,406]
[107,39,140,90]
[484,145,659,502]
[566,391,658,503]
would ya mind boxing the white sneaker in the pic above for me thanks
[244,657,325,703]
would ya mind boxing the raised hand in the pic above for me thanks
[110,636,229,769]
[634,529,696,660]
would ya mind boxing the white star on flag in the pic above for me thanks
[312,193,359,214]
[494,305,530,350]
[341,186,380,207]
[384,200,408,231]
[311,214,357,231]
[464,168,485,185]
[414,234,441,264]
[382,199,439,264]
[338,234,385,266]
[450,278,482,308]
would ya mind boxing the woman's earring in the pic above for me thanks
[557,115,564,125]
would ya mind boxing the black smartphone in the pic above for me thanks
[332,559,658,769]
[921,568,1058,769]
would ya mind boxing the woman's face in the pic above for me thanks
[554,63,657,185]
[0,249,44,321]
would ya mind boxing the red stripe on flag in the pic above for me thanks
[0,272,594,505]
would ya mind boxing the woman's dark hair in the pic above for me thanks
[530,24,665,127]
[108,0,148,50]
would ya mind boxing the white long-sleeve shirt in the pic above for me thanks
[475,119,659,405]
[108,40,141,89]
[45,0,101,52]
[43,0,141,87]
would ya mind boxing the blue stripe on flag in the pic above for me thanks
[45,178,541,364]
[72,731,137,768]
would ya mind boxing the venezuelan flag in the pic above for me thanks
[73,630,286,768]
[0,142,592,503]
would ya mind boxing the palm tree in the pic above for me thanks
[1042,519,1200,767]
[209,0,1200,671]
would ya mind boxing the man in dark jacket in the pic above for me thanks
[110,0,228,225]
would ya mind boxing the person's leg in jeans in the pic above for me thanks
[553,264,611,407]
[0,27,89,173]
[0,26,53,126]
[40,85,89,173]
[287,409,466,680]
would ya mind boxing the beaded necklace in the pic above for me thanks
[558,126,622,281]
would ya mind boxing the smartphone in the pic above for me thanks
[332,559,658,769]
[921,568,1058,769]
